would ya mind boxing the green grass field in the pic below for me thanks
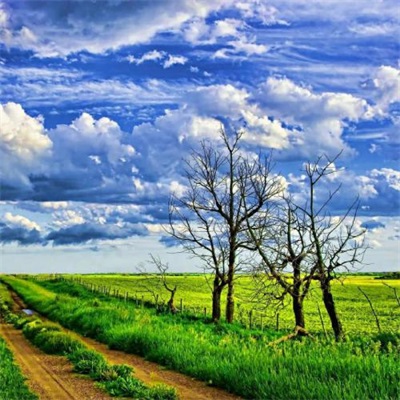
[2,275,399,400]
[54,274,400,335]
[0,337,38,400]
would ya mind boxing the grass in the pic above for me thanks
[0,287,177,400]
[51,273,400,335]
[0,337,38,400]
[2,275,399,400]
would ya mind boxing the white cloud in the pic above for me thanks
[255,76,374,157]
[235,1,289,26]
[371,66,400,114]
[3,212,41,231]
[163,54,188,68]
[1,0,232,57]
[0,102,52,189]
[126,50,165,65]
[0,65,184,107]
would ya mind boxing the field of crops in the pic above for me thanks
[1,275,399,400]
[54,274,400,335]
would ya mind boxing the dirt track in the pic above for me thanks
[0,323,112,400]
[7,290,242,400]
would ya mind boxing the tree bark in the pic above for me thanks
[321,279,344,341]
[292,263,305,329]
[167,288,177,314]
[226,279,235,323]
[212,279,224,322]
[292,295,305,329]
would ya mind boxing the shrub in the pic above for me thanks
[23,320,61,340]
[33,331,84,355]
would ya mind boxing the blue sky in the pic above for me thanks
[0,0,399,273]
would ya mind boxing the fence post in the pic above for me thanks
[249,310,253,329]
[317,302,328,339]
[276,313,280,331]
[204,307,207,318]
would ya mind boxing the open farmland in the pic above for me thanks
[1,275,399,400]
[50,274,400,336]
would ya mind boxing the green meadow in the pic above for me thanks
[1,275,399,400]
[56,273,400,335]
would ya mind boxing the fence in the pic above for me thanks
[28,274,285,331]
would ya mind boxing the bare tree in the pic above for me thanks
[168,129,282,323]
[302,154,367,340]
[137,255,178,313]
[247,153,366,340]
[247,198,318,334]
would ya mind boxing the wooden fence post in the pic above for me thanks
[276,313,280,331]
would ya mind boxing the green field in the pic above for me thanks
[0,337,38,400]
[2,275,399,400]
[52,274,400,335]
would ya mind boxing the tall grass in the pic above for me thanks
[54,273,400,334]
[2,276,399,400]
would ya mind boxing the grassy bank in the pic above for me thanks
[0,337,38,400]
[2,275,399,400]
[47,273,400,335]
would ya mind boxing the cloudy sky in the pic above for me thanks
[0,0,399,273]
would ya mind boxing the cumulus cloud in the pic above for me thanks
[288,165,400,216]
[0,102,52,191]
[370,66,400,114]
[255,76,374,158]
[0,105,139,202]
[0,212,42,245]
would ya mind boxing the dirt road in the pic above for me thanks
[8,290,242,400]
[0,323,112,400]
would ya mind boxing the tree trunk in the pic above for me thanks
[167,289,177,314]
[212,279,224,322]
[292,264,305,329]
[321,279,344,341]
[292,295,305,329]
[226,279,234,323]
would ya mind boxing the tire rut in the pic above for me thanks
[10,289,242,400]
[0,324,112,400]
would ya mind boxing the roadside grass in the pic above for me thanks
[2,275,399,400]
[49,273,400,335]
[1,292,177,400]
[0,336,38,400]
[0,281,13,307]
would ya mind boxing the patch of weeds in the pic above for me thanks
[33,330,84,355]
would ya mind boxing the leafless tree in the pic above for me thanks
[137,255,178,313]
[247,153,366,340]
[246,198,318,334]
[168,129,282,322]
[302,154,367,340]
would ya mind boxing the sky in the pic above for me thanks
[0,0,399,274]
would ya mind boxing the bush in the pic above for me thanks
[147,384,179,400]
[23,320,61,340]
[33,331,84,355]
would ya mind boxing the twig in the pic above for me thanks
[383,283,400,308]
[358,286,381,333]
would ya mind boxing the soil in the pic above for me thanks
[5,290,242,400]
[0,323,112,400]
